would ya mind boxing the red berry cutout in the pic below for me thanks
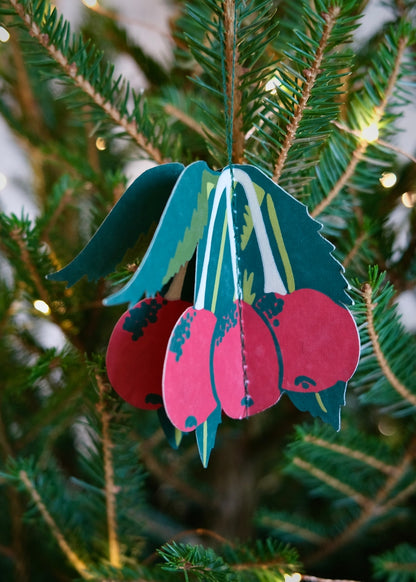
[106,296,191,410]
[257,289,360,393]
[163,307,218,431]
[213,301,281,419]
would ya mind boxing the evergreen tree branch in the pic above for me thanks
[302,577,360,582]
[223,0,245,163]
[303,435,397,476]
[140,430,206,506]
[311,141,366,218]
[272,5,340,183]
[0,413,29,581]
[332,120,416,165]
[96,373,121,570]
[18,470,93,579]
[362,282,416,407]
[306,438,416,565]
[292,457,369,506]
[260,515,328,546]
[8,226,85,352]
[164,103,207,137]
[7,0,166,163]
[311,34,408,218]
[343,232,367,269]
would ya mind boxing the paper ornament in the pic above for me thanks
[48,162,360,466]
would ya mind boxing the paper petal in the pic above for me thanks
[213,300,281,419]
[47,163,184,286]
[272,289,360,393]
[163,306,218,431]
[105,161,217,307]
[106,296,191,410]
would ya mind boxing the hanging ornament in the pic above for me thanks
[48,162,360,466]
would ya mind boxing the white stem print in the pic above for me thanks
[195,167,287,310]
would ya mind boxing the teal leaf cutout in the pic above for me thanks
[105,161,216,307]
[157,407,183,450]
[284,381,347,430]
[233,165,352,306]
[47,163,184,287]
[195,405,222,468]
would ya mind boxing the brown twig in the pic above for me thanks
[332,121,416,165]
[260,515,328,546]
[362,282,416,407]
[311,142,366,218]
[303,434,397,476]
[9,0,166,164]
[223,0,245,164]
[306,437,416,565]
[312,35,408,218]
[19,470,93,579]
[0,413,29,581]
[96,373,122,570]
[272,6,341,182]
[302,577,361,582]
[164,104,207,138]
[9,226,85,352]
[343,232,367,269]
[293,457,369,506]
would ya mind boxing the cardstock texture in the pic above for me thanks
[47,163,184,285]
[49,163,361,467]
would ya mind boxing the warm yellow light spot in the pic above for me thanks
[82,0,98,8]
[401,192,416,208]
[379,172,397,189]
[266,75,282,94]
[0,26,10,43]
[284,573,302,582]
[361,123,379,143]
[378,417,396,437]
[33,299,51,315]
[95,136,106,151]
[0,172,7,191]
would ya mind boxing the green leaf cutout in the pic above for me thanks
[105,161,217,307]
[285,381,347,430]
[195,405,222,468]
[47,163,184,286]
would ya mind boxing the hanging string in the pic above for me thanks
[220,1,250,415]
[220,0,238,169]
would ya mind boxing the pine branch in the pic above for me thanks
[272,5,340,183]
[6,0,166,163]
[18,470,93,579]
[310,141,366,218]
[259,514,328,546]
[292,457,369,507]
[311,31,409,217]
[332,120,416,165]
[95,373,122,570]
[303,434,396,476]
[7,224,85,352]
[0,414,29,581]
[362,282,416,408]
[342,232,368,269]
[304,436,416,566]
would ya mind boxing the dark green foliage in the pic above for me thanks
[0,0,415,581]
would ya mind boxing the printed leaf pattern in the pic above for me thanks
[47,163,184,286]
[49,162,360,466]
